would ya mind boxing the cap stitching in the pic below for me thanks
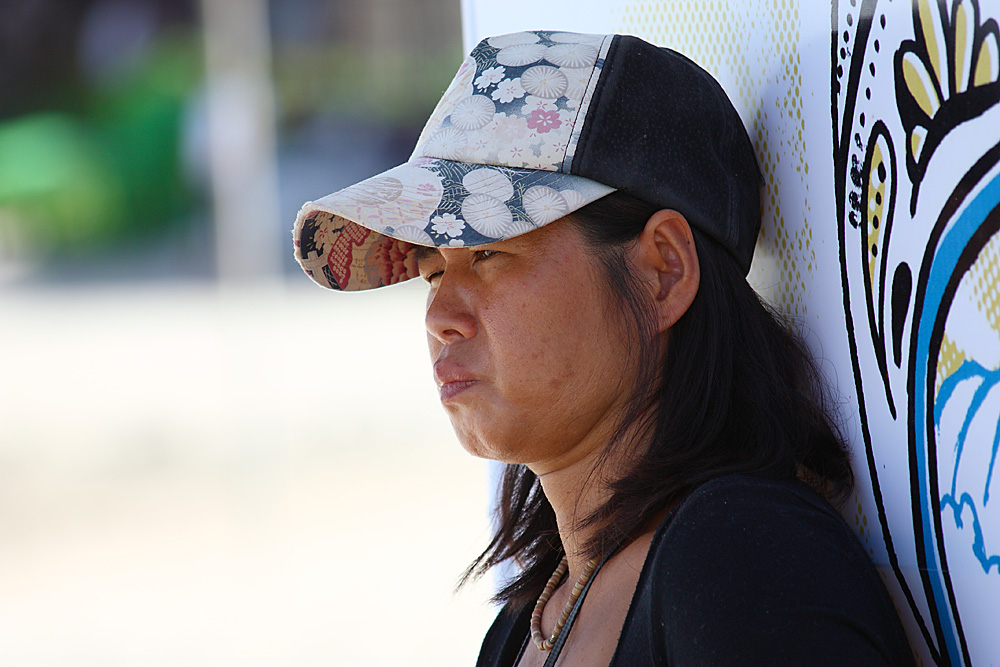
[560,34,615,173]
[569,35,620,176]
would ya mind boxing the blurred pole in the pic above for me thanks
[460,0,478,53]
[200,0,282,284]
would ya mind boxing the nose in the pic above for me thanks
[425,275,477,344]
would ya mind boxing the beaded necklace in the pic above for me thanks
[529,557,599,651]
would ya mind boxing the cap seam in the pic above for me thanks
[559,33,614,173]
[570,35,620,176]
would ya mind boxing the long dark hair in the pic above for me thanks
[463,191,854,608]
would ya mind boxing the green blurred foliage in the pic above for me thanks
[0,31,201,256]
[0,113,125,249]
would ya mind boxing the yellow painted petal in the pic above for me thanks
[918,0,949,101]
[911,125,928,162]
[974,31,999,87]
[954,0,975,93]
[903,52,942,118]
[866,141,888,285]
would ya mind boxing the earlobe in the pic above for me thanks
[635,209,701,332]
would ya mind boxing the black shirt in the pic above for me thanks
[476,475,915,666]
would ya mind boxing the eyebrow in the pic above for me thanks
[413,245,441,264]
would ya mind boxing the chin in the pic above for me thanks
[451,422,524,464]
[455,433,505,462]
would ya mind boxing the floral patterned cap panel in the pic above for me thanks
[291,30,617,292]
[293,155,614,290]
[411,31,612,173]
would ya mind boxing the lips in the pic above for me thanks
[439,380,477,401]
[433,359,479,402]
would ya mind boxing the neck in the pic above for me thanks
[526,385,660,578]
[529,415,643,578]
[534,451,608,577]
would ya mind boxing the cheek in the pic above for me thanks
[486,283,615,395]
[483,293,553,370]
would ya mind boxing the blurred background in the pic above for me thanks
[0,0,498,664]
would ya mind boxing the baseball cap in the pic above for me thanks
[293,30,762,291]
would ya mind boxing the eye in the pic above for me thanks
[416,249,444,283]
[417,260,443,283]
[420,267,444,284]
[473,249,501,262]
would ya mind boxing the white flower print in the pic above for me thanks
[560,188,589,210]
[341,176,404,205]
[466,136,494,162]
[413,55,476,155]
[499,143,528,165]
[413,179,442,205]
[391,224,435,245]
[522,95,558,114]
[357,206,405,234]
[449,95,496,131]
[324,161,444,229]
[521,66,569,99]
[523,186,569,224]
[487,32,541,49]
[536,140,567,169]
[423,127,468,159]
[496,43,547,67]
[475,66,505,90]
[563,66,592,102]
[448,238,465,247]
[545,43,598,69]
[489,113,531,145]
[462,194,514,237]
[491,78,525,103]
[431,213,466,237]
[520,155,548,170]
[501,219,539,239]
[463,168,514,202]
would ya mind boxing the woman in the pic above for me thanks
[293,31,915,665]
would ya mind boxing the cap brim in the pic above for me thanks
[293,156,614,291]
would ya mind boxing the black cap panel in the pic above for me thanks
[571,36,763,272]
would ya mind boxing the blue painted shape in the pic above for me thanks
[913,170,1000,666]
[935,359,1000,573]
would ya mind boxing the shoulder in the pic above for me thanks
[615,474,914,666]
[645,474,874,618]
[663,473,854,554]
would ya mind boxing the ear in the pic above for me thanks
[632,209,700,333]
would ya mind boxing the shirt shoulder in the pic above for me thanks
[612,474,915,666]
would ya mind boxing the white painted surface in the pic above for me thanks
[460,2,1000,664]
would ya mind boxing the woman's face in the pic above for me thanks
[417,218,636,473]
